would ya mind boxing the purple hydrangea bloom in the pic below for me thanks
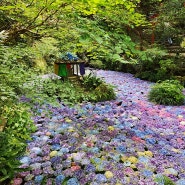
[50,156,61,165]
[84,164,96,173]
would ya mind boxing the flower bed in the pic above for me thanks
[14,70,185,185]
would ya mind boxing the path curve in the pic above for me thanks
[15,70,185,185]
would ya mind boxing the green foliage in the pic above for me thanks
[89,60,105,69]
[3,105,36,141]
[0,44,38,184]
[135,47,179,81]
[0,132,26,184]
[75,17,139,70]
[155,175,176,185]
[93,83,116,102]
[175,76,185,87]
[32,37,59,64]
[82,73,103,90]
[181,37,185,48]
[155,0,185,45]
[0,81,17,111]
[0,44,34,68]
[148,80,185,105]
[1,0,150,70]
[22,73,116,106]
[157,59,177,80]
[138,47,167,63]
[80,72,116,102]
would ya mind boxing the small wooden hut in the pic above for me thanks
[54,53,85,78]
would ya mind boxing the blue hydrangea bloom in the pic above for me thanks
[85,164,96,173]
[138,156,149,164]
[20,156,31,164]
[35,175,44,184]
[95,174,107,183]
[176,179,185,185]
[51,144,61,151]
[67,177,80,185]
[55,174,65,184]
[146,138,156,145]
[116,146,127,153]
[142,170,153,177]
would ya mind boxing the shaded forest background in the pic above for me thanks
[1,0,185,77]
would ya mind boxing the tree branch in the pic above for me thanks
[26,6,47,29]
[26,0,56,29]
[29,2,67,29]
[26,0,34,8]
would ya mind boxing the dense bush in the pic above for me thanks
[3,105,36,141]
[0,103,36,184]
[0,132,26,184]
[0,44,38,184]
[22,73,116,106]
[89,60,105,69]
[148,80,185,105]
[134,46,184,82]
[81,72,116,102]
[0,104,36,184]
[93,83,116,102]
[82,73,103,90]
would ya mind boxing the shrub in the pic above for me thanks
[175,76,185,87]
[0,105,36,184]
[3,105,36,141]
[148,80,185,105]
[82,73,103,90]
[89,60,105,69]
[81,72,116,102]
[93,83,116,102]
[135,47,171,82]
[0,44,37,184]
[0,132,26,184]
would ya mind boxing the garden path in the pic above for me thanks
[16,70,185,185]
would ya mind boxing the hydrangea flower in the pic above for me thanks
[34,175,44,184]
[17,70,185,184]
[116,146,127,153]
[32,168,43,176]
[12,178,23,185]
[67,177,80,185]
[94,174,107,183]
[55,174,65,184]
[50,156,61,165]
[85,164,96,173]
